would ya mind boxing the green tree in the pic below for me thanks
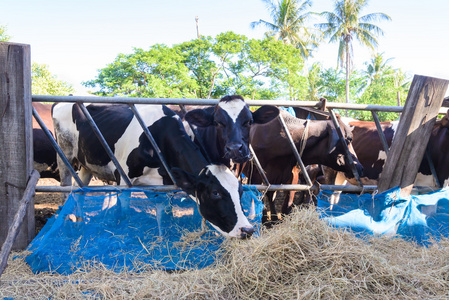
[84,45,198,98]
[317,67,364,104]
[32,63,75,95]
[317,0,391,103]
[251,0,319,58]
[354,63,410,121]
[306,62,322,101]
[84,32,306,100]
[363,52,394,84]
[0,25,11,41]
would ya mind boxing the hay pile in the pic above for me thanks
[2,207,449,299]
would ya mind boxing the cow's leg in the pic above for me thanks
[282,166,300,214]
[78,166,93,186]
[262,191,279,227]
[283,165,300,215]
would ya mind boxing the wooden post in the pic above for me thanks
[378,75,449,196]
[0,170,39,277]
[0,42,34,250]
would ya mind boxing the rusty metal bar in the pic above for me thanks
[327,108,363,186]
[128,104,177,185]
[32,107,84,187]
[277,113,313,186]
[76,102,133,187]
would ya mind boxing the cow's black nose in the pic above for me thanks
[240,226,255,239]
[226,143,243,153]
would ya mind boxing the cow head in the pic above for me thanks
[172,164,255,239]
[185,95,279,164]
[322,118,364,181]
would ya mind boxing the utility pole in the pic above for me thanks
[195,16,200,39]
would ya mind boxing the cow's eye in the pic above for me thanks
[211,190,221,199]
[243,120,252,127]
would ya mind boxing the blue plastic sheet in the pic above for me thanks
[26,186,263,274]
[318,187,449,245]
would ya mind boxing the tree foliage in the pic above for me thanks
[317,0,391,103]
[250,0,319,58]
[0,25,11,41]
[32,63,75,95]
[84,32,307,100]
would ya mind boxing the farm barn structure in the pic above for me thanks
[1,42,449,291]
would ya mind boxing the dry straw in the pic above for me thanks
[2,207,449,299]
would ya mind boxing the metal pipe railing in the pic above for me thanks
[328,108,363,186]
[35,184,379,193]
[277,113,313,186]
[32,95,449,115]
[371,111,390,154]
[32,95,446,194]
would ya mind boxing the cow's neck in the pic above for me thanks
[195,126,231,167]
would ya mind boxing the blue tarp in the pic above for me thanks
[318,187,449,245]
[26,186,263,274]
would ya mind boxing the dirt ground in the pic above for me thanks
[34,178,61,235]
[34,178,107,235]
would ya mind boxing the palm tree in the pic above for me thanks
[251,0,319,58]
[317,0,391,103]
[364,52,394,83]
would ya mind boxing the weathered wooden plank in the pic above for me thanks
[0,42,34,250]
[378,75,449,195]
[0,170,39,278]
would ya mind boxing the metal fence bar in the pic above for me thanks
[249,144,270,186]
[424,147,441,188]
[32,107,85,187]
[327,108,363,186]
[35,184,379,193]
[179,104,212,163]
[32,95,448,115]
[76,102,133,187]
[128,104,177,185]
[277,113,313,186]
[371,111,390,154]
[32,95,443,194]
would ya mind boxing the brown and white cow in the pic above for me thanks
[329,110,449,188]
[245,110,364,221]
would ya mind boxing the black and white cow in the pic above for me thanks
[52,103,255,239]
[33,102,59,180]
[184,95,279,166]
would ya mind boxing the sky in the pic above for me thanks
[1,0,449,97]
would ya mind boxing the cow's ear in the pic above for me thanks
[185,109,214,127]
[252,105,279,124]
[172,167,197,195]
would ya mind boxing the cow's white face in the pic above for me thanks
[172,164,255,239]
[184,95,279,165]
